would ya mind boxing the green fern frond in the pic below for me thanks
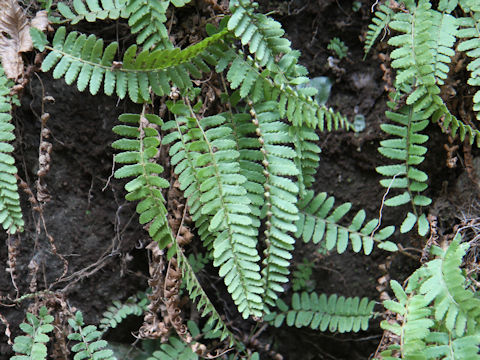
[364,3,394,57]
[56,0,128,24]
[32,27,229,103]
[146,336,197,360]
[125,0,173,51]
[417,235,480,336]
[222,49,348,129]
[163,103,264,318]
[68,311,116,360]
[112,113,174,250]
[249,102,299,307]
[0,66,23,234]
[376,101,431,235]
[99,292,149,332]
[228,0,291,68]
[296,190,396,254]
[11,307,54,360]
[433,104,480,146]
[457,10,480,120]
[266,292,375,333]
[177,250,239,347]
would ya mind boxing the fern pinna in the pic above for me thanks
[379,235,480,359]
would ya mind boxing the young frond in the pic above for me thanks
[376,101,430,235]
[163,103,263,318]
[11,307,54,360]
[33,27,228,103]
[0,65,23,234]
[99,292,149,332]
[112,112,175,250]
[265,292,375,333]
[364,3,394,56]
[433,104,480,146]
[296,190,396,254]
[56,0,128,25]
[67,311,116,360]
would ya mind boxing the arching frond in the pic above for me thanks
[364,3,394,56]
[99,292,149,332]
[266,292,375,333]
[296,190,396,254]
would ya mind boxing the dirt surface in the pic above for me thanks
[0,0,478,359]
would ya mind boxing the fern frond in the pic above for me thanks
[56,0,128,24]
[99,292,148,332]
[418,235,480,336]
[163,103,264,318]
[364,3,394,56]
[248,102,299,307]
[266,292,375,333]
[376,101,431,235]
[112,112,175,250]
[433,104,480,146]
[0,65,23,234]
[67,311,116,360]
[146,336,197,360]
[125,0,173,50]
[457,11,480,120]
[32,27,229,102]
[228,0,291,68]
[177,250,239,347]
[11,306,54,360]
[222,49,348,129]
[295,190,396,254]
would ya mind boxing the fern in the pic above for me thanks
[56,0,129,24]
[112,112,174,250]
[379,235,480,359]
[457,8,480,120]
[265,292,375,333]
[364,3,394,56]
[376,100,431,236]
[295,190,396,254]
[11,307,54,360]
[99,292,149,332]
[0,65,23,234]
[163,102,264,318]
[68,311,116,360]
[125,0,174,51]
[146,336,197,360]
[178,250,240,347]
[30,26,229,103]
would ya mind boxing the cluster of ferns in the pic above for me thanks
[1,0,480,358]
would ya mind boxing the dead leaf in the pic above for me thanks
[30,10,49,32]
[0,0,32,79]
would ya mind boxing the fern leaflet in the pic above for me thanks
[56,0,128,24]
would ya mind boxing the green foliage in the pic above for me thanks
[112,112,174,251]
[11,307,54,360]
[56,0,129,24]
[0,66,23,234]
[327,38,348,59]
[99,292,149,332]
[265,292,375,333]
[379,235,480,359]
[364,3,394,56]
[68,311,116,360]
[296,190,396,254]
[145,337,197,360]
[292,258,315,292]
